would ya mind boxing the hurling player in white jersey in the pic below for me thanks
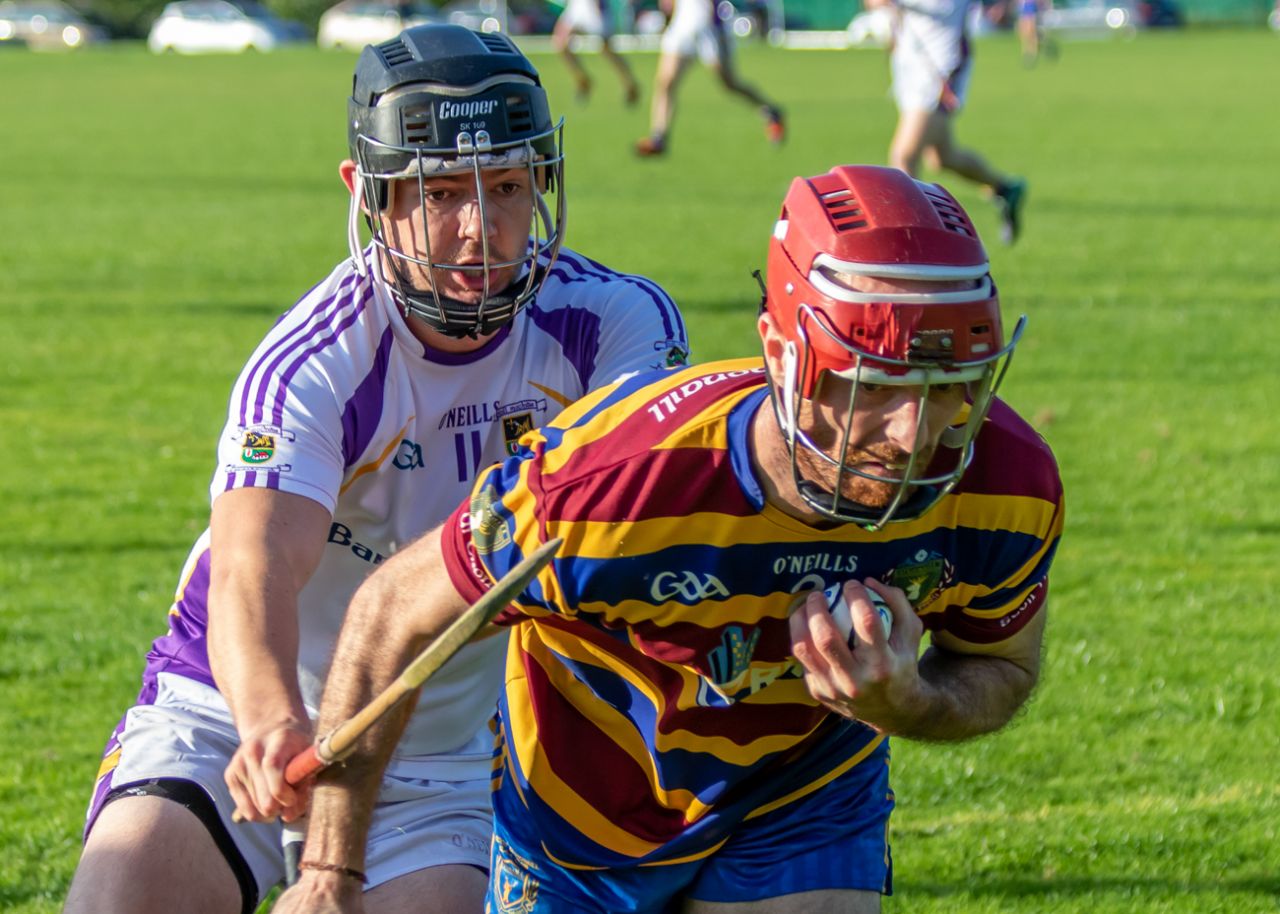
[865,0,1028,243]
[64,24,688,914]
[634,0,785,157]
[552,0,641,107]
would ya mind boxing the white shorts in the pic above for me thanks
[892,48,972,114]
[661,0,729,66]
[559,0,611,36]
[86,673,493,906]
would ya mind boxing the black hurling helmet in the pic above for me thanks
[347,24,565,338]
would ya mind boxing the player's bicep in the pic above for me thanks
[209,487,332,594]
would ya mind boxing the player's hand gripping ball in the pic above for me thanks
[822,583,893,647]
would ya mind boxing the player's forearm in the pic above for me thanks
[893,648,1039,741]
[300,547,444,867]
[207,489,329,734]
[208,572,310,732]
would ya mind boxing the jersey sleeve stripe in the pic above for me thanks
[267,283,375,427]
[237,269,363,426]
[551,249,685,344]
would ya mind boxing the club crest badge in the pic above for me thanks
[491,838,540,914]
[653,338,689,369]
[469,484,512,555]
[240,431,275,464]
[234,425,295,466]
[502,412,534,456]
[887,549,955,609]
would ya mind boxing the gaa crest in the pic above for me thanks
[502,412,534,456]
[492,838,540,914]
[469,484,512,555]
[240,431,275,464]
[887,549,955,609]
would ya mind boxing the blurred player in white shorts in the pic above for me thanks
[867,0,1028,243]
[634,0,785,156]
[62,23,689,914]
[552,0,640,106]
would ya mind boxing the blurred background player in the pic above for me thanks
[866,0,1028,243]
[635,0,785,156]
[62,23,688,914]
[1016,0,1057,66]
[272,165,1064,914]
[552,0,641,106]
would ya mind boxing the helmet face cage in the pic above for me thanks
[346,25,566,338]
[352,120,564,338]
[762,165,1026,529]
[771,301,1024,530]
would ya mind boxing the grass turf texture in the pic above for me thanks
[2,30,1278,913]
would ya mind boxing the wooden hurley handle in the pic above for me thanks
[230,536,562,823]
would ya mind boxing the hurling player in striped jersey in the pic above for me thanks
[64,23,687,914]
[276,165,1062,913]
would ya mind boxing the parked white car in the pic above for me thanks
[148,0,305,53]
[317,0,439,50]
[0,0,108,49]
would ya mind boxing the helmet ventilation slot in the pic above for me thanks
[478,32,513,53]
[377,38,413,66]
[402,106,434,145]
[506,96,534,135]
[921,187,976,237]
[820,190,867,232]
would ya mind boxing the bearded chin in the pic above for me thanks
[795,451,892,509]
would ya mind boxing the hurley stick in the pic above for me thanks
[232,536,561,822]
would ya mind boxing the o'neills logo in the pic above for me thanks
[437,99,499,120]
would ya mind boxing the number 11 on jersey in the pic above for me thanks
[454,430,485,483]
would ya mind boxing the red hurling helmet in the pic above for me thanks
[763,165,1026,529]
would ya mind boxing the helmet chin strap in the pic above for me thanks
[780,342,800,444]
[348,184,369,277]
[396,267,545,339]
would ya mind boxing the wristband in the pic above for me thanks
[297,860,368,884]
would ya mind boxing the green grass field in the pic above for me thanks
[2,29,1278,913]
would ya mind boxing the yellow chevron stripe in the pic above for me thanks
[521,621,826,765]
[743,733,887,821]
[538,361,762,476]
[340,418,414,496]
[528,381,573,409]
[95,746,122,783]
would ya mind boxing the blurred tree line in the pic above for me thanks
[69,0,335,37]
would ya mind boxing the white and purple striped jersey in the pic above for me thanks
[891,0,974,112]
[142,245,688,772]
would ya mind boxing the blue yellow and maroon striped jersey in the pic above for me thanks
[441,358,1064,868]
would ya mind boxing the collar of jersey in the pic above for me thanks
[726,384,879,536]
[377,280,516,365]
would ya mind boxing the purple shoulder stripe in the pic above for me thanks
[237,270,364,426]
[527,306,603,390]
[340,324,396,468]
[262,282,375,427]
[550,250,686,344]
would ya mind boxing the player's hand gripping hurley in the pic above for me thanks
[232,536,561,821]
